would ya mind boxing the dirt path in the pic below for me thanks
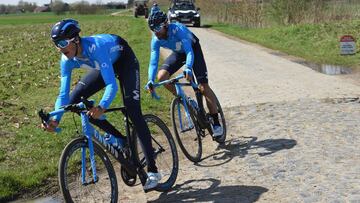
[119,27,360,202]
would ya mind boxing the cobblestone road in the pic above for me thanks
[122,98,359,203]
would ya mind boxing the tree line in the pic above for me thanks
[154,0,360,27]
[0,0,127,15]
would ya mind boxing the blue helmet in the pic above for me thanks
[148,11,168,31]
[51,19,81,42]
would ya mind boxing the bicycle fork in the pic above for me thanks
[175,84,195,132]
[178,97,195,132]
[81,112,99,185]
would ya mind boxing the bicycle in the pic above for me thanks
[150,73,226,163]
[39,97,178,202]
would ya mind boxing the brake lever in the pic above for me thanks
[38,109,61,133]
[38,109,49,125]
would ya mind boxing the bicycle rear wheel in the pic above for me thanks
[171,97,202,163]
[134,114,179,192]
[211,93,227,144]
[59,137,118,203]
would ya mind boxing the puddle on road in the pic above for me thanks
[269,52,353,75]
[322,97,360,104]
[292,60,352,75]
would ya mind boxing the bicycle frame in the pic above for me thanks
[45,102,147,186]
[152,74,210,132]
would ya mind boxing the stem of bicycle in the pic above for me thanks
[81,111,98,184]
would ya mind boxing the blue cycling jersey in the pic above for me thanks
[54,34,123,121]
[148,22,197,82]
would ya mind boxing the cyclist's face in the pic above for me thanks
[154,25,167,40]
[56,41,77,59]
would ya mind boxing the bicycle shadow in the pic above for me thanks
[149,178,268,203]
[195,137,297,167]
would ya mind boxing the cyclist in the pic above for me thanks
[150,1,160,14]
[146,11,223,137]
[41,19,161,190]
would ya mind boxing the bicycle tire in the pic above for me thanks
[59,137,118,203]
[171,97,202,163]
[133,114,179,192]
[212,93,227,144]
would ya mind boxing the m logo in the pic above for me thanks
[89,44,96,53]
[132,90,140,100]
[173,27,179,34]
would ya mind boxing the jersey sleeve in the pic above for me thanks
[148,36,161,82]
[175,26,194,69]
[53,57,74,122]
[93,45,118,109]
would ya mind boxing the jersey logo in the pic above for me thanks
[132,90,140,100]
[101,63,108,68]
[89,44,96,53]
[175,42,182,51]
[173,27,179,34]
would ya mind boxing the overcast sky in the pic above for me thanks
[1,0,127,6]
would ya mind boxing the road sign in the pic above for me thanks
[340,35,356,55]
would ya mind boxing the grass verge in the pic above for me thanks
[210,21,360,67]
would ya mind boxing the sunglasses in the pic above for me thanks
[54,37,75,48]
[152,24,165,33]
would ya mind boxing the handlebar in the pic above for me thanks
[38,98,96,133]
[148,73,199,99]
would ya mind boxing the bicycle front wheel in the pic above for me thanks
[134,114,179,192]
[58,137,118,203]
[171,97,202,163]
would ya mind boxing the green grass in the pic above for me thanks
[0,12,172,201]
[211,21,360,67]
[0,10,126,25]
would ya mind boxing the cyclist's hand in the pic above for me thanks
[183,68,193,81]
[41,120,59,133]
[87,106,105,119]
[145,80,154,92]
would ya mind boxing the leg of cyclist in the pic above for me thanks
[114,41,161,190]
[68,69,124,139]
[157,70,175,94]
[191,41,223,137]
[157,51,185,95]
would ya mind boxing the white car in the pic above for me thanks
[167,0,200,27]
